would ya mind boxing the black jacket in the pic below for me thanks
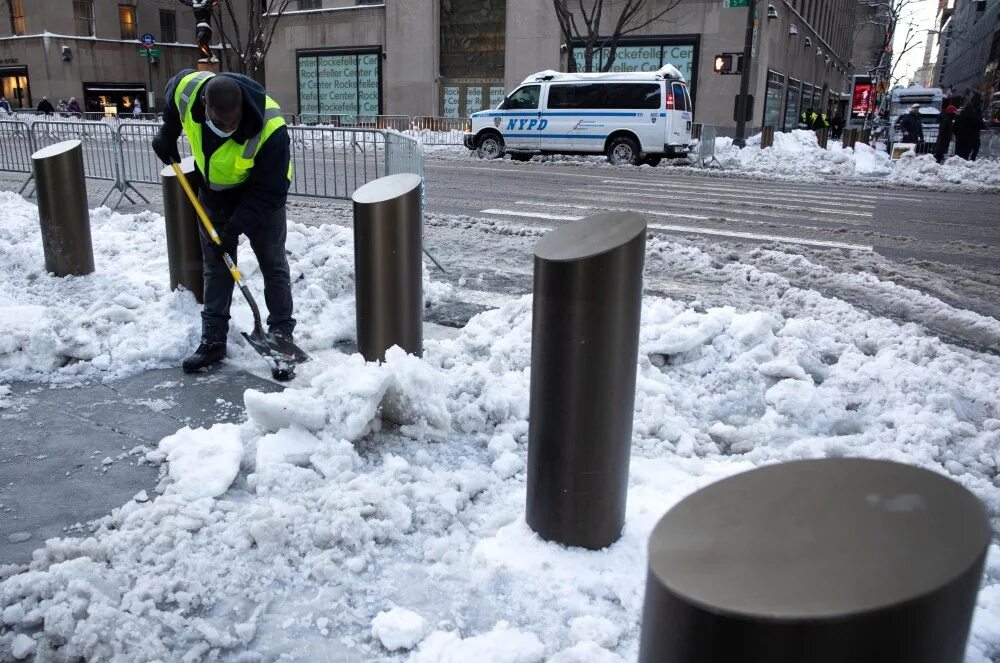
[934,112,955,156]
[897,112,923,142]
[37,99,54,115]
[158,69,290,234]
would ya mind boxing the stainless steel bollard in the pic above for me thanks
[638,458,990,663]
[816,126,830,149]
[352,173,423,362]
[760,125,774,149]
[160,157,204,303]
[526,212,646,550]
[842,127,857,149]
[31,140,94,276]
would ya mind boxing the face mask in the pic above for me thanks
[206,117,236,139]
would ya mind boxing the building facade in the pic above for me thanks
[0,0,238,113]
[935,0,1000,101]
[264,0,856,132]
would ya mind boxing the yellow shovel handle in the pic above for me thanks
[169,162,244,284]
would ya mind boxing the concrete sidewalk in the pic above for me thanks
[0,364,282,568]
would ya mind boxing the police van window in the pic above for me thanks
[548,83,660,110]
[504,85,540,110]
[672,83,687,111]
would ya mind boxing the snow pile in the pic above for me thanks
[711,130,892,181]
[2,229,1000,660]
[889,152,1000,191]
[0,191,448,385]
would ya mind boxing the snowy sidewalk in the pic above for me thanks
[0,365,282,567]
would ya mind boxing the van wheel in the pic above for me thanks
[607,136,641,166]
[510,152,532,162]
[643,155,663,167]
[477,133,505,160]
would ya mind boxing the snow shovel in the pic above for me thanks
[169,162,309,381]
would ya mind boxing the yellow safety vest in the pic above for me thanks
[174,71,291,191]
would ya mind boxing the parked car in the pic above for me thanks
[464,65,694,166]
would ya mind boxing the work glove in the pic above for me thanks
[211,224,241,261]
[152,132,181,166]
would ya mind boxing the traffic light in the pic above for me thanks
[714,53,743,75]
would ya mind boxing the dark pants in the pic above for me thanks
[197,198,295,344]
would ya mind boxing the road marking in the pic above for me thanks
[480,207,872,252]
[598,179,925,202]
[599,180,881,209]
[647,223,872,251]
[564,186,873,217]
[480,208,584,221]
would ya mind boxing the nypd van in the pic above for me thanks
[464,65,693,166]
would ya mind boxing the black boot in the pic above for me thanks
[181,341,226,373]
[268,330,297,382]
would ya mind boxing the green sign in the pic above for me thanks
[725,0,750,6]
[138,48,160,57]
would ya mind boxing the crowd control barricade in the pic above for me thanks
[694,125,723,169]
[0,119,35,194]
[410,116,469,145]
[28,120,147,207]
[117,122,193,187]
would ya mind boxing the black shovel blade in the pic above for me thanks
[242,328,310,380]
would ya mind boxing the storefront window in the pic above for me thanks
[297,51,381,121]
[783,78,800,131]
[160,10,176,43]
[0,66,31,108]
[763,70,784,128]
[571,42,698,98]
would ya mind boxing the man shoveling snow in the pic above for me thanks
[152,70,299,380]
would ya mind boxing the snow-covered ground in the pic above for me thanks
[1,191,999,661]
[426,129,1000,192]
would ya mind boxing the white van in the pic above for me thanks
[463,65,694,166]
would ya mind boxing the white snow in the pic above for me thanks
[155,424,244,500]
[9,634,34,660]
[371,607,428,651]
[1,194,999,662]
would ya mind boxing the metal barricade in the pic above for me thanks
[410,116,469,145]
[28,120,147,207]
[0,119,35,194]
[694,125,723,169]
[385,131,424,179]
[287,126,424,199]
[117,122,193,187]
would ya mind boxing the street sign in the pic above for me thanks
[138,48,160,58]
[141,33,155,47]
[724,0,750,7]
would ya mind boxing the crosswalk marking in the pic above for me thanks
[597,180,879,210]
[598,179,924,203]
[565,186,873,217]
[478,208,872,252]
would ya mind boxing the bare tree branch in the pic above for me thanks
[210,0,293,79]
[553,0,681,72]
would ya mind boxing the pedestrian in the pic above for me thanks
[799,108,815,129]
[37,96,54,115]
[56,99,68,116]
[897,103,924,145]
[0,96,11,115]
[67,97,82,118]
[133,99,143,116]
[831,113,845,139]
[151,69,294,379]
[934,104,957,164]
[953,95,984,161]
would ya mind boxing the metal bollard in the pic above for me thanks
[816,126,829,148]
[859,128,871,145]
[842,127,856,149]
[352,173,423,362]
[160,157,204,303]
[526,212,646,550]
[31,139,95,277]
[760,125,774,148]
[638,458,990,663]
